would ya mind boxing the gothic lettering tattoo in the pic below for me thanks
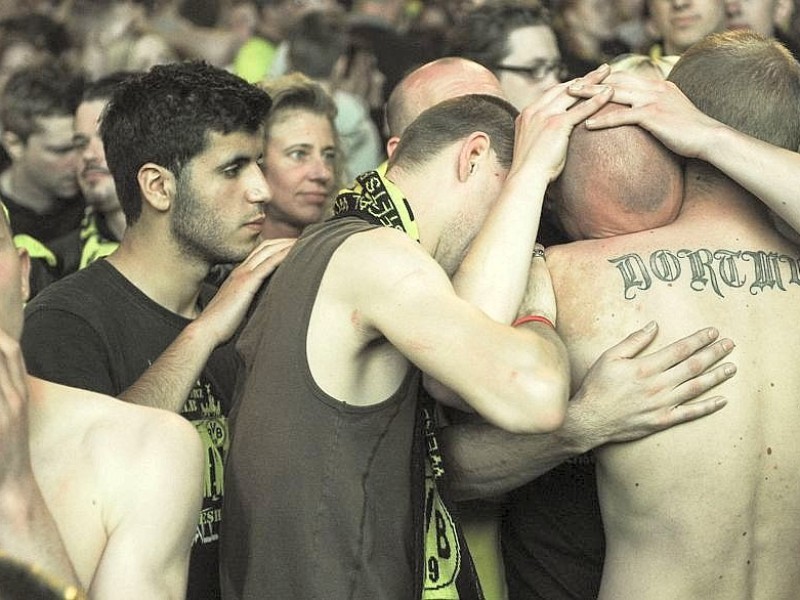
[609,248,800,299]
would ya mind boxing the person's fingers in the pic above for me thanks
[563,85,613,123]
[661,338,736,390]
[522,64,610,116]
[249,244,293,277]
[583,105,649,129]
[578,62,611,85]
[600,321,659,360]
[571,83,649,107]
[238,238,296,270]
[668,358,737,402]
[525,79,580,111]
[658,395,728,429]
[641,327,722,371]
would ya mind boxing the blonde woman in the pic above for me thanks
[258,73,342,239]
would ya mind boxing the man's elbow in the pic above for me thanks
[490,376,569,434]
[519,381,569,434]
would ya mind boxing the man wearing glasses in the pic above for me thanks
[447,0,566,110]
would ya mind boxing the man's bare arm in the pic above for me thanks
[452,65,613,323]
[0,330,81,590]
[88,413,204,599]
[441,323,736,500]
[572,73,800,236]
[119,239,293,411]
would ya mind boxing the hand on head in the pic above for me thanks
[509,63,613,186]
[569,71,719,160]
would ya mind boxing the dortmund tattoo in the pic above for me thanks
[609,248,800,300]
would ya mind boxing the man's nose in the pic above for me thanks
[246,164,271,205]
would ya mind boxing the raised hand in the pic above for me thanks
[569,72,720,160]
[509,63,614,186]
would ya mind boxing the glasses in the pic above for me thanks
[494,60,568,82]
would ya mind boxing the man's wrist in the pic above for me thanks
[695,121,731,164]
[560,395,606,455]
[181,318,222,352]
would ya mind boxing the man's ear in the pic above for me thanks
[17,247,30,303]
[457,131,491,182]
[137,163,176,214]
[1,130,25,162]
[385,136,400,159]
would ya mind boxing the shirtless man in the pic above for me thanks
[385,57,740,599]
[0,205,203,597]
[546,30,800,598]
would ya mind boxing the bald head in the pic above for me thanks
[384,57,505,156]
[551,103,684,240]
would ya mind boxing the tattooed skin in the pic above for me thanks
[609,248,800,300]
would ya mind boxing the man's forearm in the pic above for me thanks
[701,124,800,235]
[118,321,216,412]
[451,174,548,324]
[441,401,599,501]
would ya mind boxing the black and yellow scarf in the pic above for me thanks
[333,171,484,600]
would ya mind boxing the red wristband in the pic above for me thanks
[512,314,555,329]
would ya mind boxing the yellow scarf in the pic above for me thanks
[333,170,420,243]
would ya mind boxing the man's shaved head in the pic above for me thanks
[551,102,684,240]
[384,57,505,155]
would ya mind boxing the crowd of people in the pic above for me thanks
[0,0,799,599]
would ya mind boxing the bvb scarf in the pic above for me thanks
[332,171,484,600]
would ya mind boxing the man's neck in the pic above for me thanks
[679,165,769,224]
[1,168,59,214]
[106,229,209,319]
[384,167,443,257]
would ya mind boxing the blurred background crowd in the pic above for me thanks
[1,0,797,161]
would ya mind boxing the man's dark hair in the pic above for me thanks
[669,30,800,152]
[0,62,84,141]
[446,0,552,73]
[390,93,518,171]
[100,61,272,224]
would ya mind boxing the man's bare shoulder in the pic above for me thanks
[31,377,202,470]
[547,237,630,298]
[337,225,438,267]
[326,225,450,300]
[28,378,203,588]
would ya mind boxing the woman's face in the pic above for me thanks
[262,108,338,236]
